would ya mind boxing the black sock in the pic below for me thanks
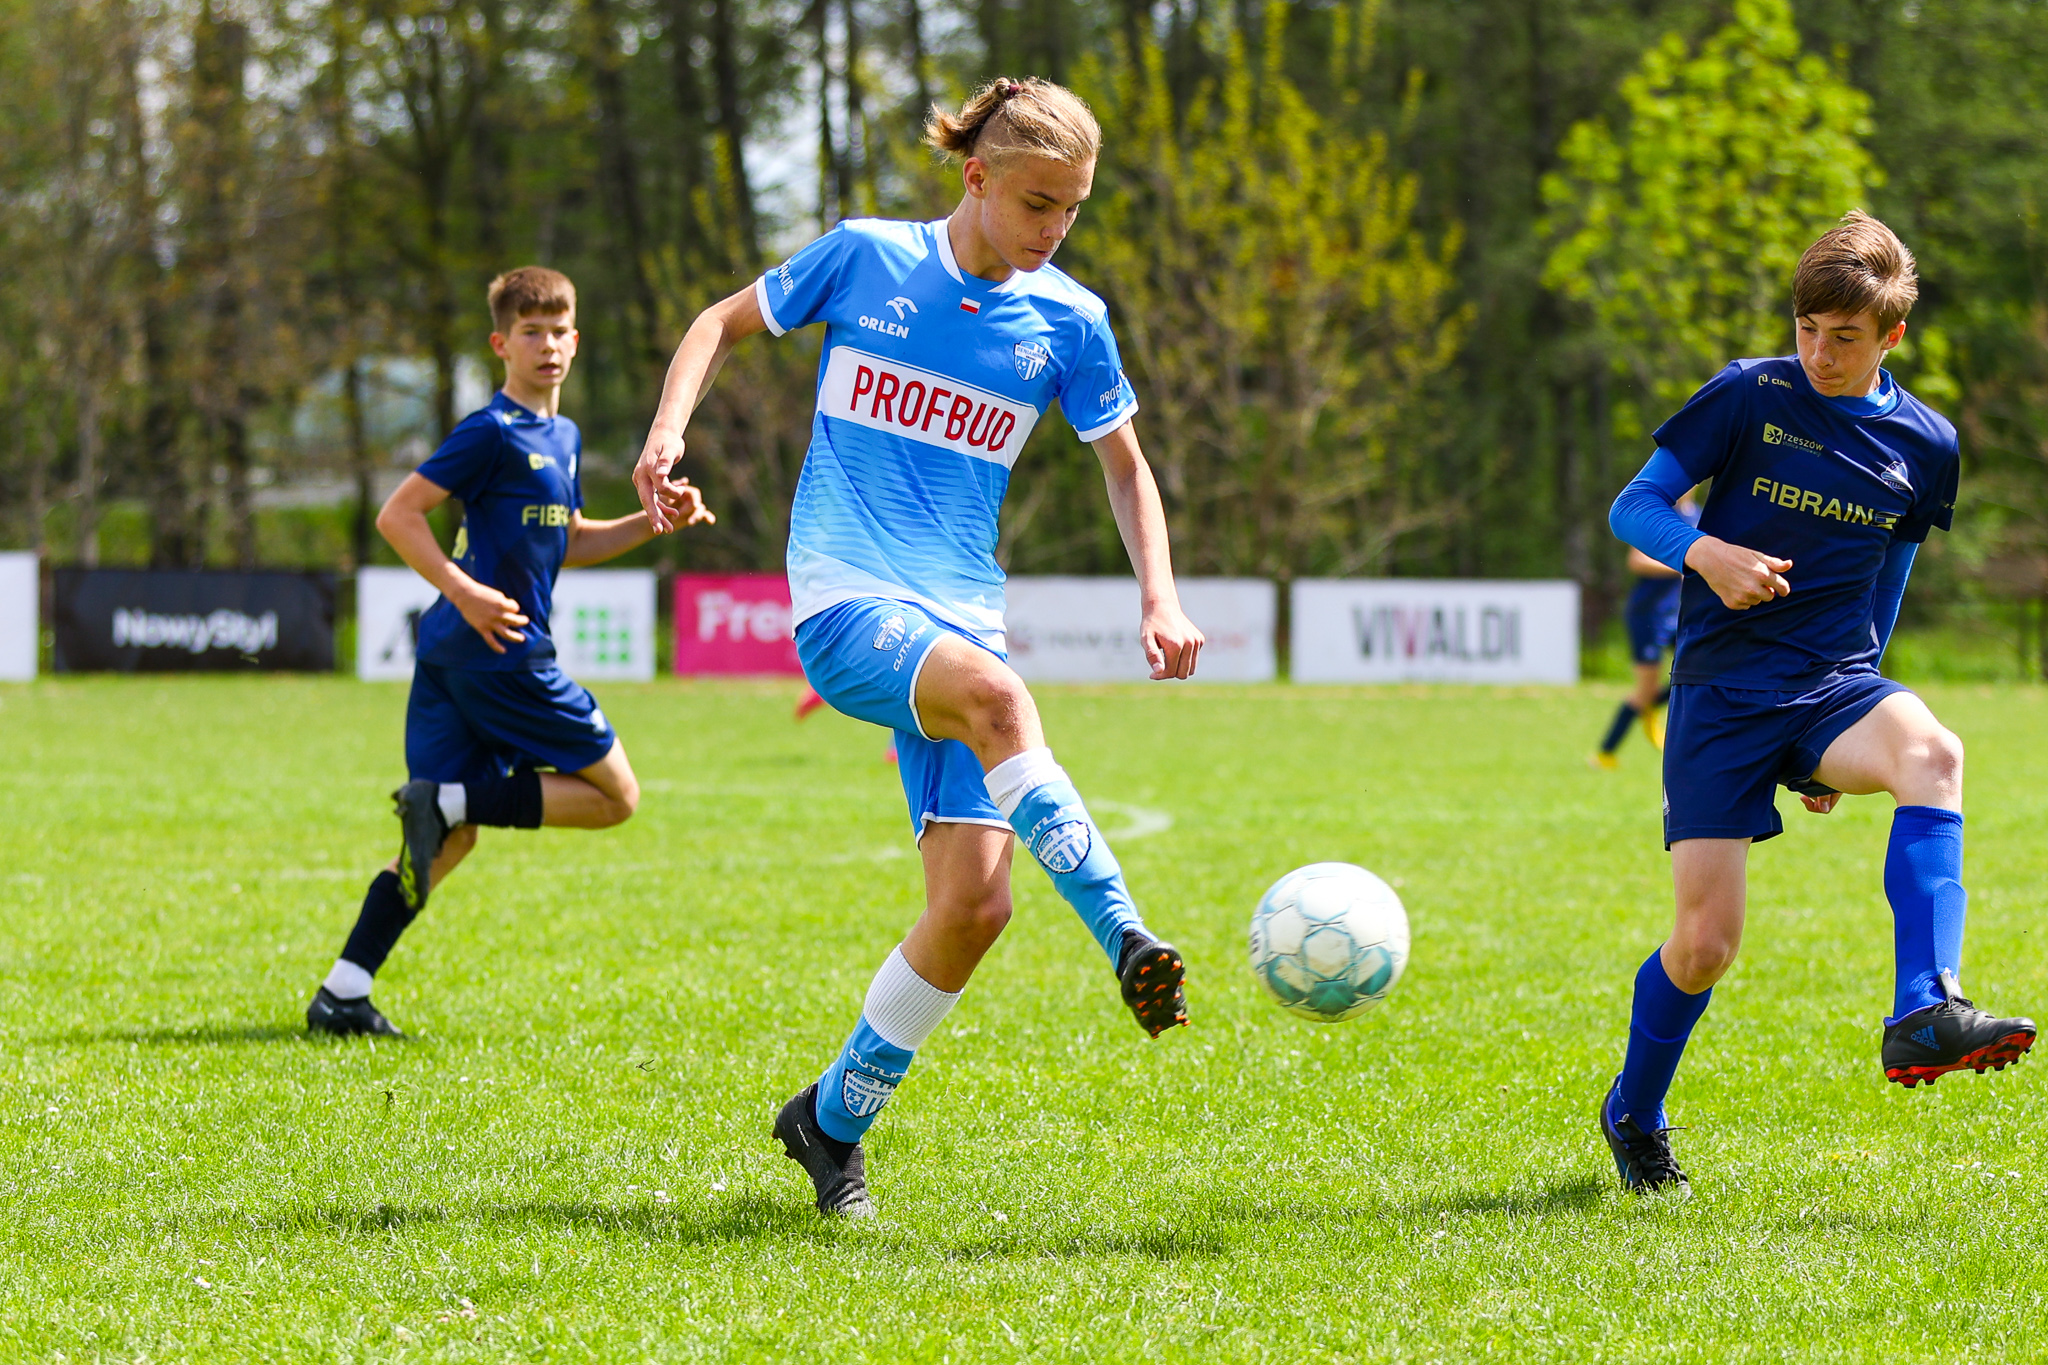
[339,871,417,977]
[467,767,544,829]
[1599,702,1639,754]
[809,1090,859,1162]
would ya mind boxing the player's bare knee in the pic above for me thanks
[946,884,1013,945]
[961,672,1033,751]
[1667,932,1738,991]
[1919,726,1964,790]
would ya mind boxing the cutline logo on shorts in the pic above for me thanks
[873,614,907,652]
[1030,814,1093,874]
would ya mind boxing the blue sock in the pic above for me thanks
[1884,805,1966,1023]
[812,946,962,1144]
[814,1017,914,1144]
[985,748,1146,964]
[1613,949,1712,1131]
[1599,703,1639,753]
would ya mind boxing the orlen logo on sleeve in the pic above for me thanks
[820,346,1039,469]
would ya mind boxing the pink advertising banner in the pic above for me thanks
[672,573,803,676]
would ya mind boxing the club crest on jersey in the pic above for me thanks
[528,453,548,470]
[1030,816,1093,875]
[1014,340,1052,382]
[1879,460,1913,495]
[872,613,907,652]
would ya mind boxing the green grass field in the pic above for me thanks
[2,677,2044,1362]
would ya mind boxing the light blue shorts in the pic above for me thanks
[794,598,1012,839]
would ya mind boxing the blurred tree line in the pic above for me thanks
[2,0,2045,654]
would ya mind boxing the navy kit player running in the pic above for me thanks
[634,78,1204,1217]
[1599,213,2035,1191]
[307,268,713,1037]
[1592,494,1700,768]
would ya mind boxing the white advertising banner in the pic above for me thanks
[1291,579,1580,684]
[0,552,37,680]
[356,567,441,681]
[1004,576,1276,683]
[357,566,657,683]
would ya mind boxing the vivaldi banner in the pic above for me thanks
[54,568,335,673]
[1290,579,1580,684]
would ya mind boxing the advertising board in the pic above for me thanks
[1290,579,1580,684]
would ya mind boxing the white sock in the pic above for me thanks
[323,959,374,1000]
[863,946,963,1050]
[983,746,1066,819]
[437,782,467,828]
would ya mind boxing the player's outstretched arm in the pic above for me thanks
[1093,420,1204,680]
[633,285,769,533]
[563,502,715,569]
[376,473,529,653]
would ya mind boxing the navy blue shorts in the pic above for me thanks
[1661,673,1908,846]
[795,598,1012,840]
[405,660,618,784]
[1625,581,1681,665]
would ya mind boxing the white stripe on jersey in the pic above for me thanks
[819,347,1039,470]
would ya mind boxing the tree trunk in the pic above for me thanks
[905,0,933,119]
[589,0,662,368]
[710,0,760,265]
[666,0,712,261]
[75,381,102,567]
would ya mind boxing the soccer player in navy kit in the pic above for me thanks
[1600,213,2035,1191]
[633,78,1204,1217]
[307,267,713,1037]
[1592,493,1699,768]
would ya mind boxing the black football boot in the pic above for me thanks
[773,1083,877,1218]
[1118,930,1189,1038]
[1600,1079,1689,1195]
[306,986,405,1038]
[391,779,449,913]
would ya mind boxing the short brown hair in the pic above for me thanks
[487,266,576,333]
[924,76,1101,171]
[1792,210,1918,332]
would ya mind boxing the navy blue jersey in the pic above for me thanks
[413,392,584,672]
[1655,357,1957,689]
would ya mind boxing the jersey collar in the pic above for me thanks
[930,218,1021,295]
[1791,360,1900,419]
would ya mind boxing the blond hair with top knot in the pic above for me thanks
[924,76,1101,171]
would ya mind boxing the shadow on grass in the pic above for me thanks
[1207,1176,1608,1228]
[43,1022,310,1047]
[484,1194,833,1244]
[947,1223,1234,1263]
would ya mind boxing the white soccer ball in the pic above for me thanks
[1249,862,1410,1022]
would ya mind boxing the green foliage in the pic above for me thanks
[3,677,2047,1357]
[1069,4,1468,576]
[1542,0,1876,424]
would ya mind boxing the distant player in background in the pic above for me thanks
[634,77,1203,1219]
[1591,492,1700,768]
[306,267,714,1038]
[1600,212,2034,1193]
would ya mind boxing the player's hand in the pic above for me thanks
[453,582,528,654]
[1800,790,1842,814]
[1685,536,1792,610]
[1141,601,1204,680]
[633,427,715,533]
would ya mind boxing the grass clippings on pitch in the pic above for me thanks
[0,676,2043,1363]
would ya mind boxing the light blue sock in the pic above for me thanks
[813,946,962,1143]
[985,747,1146,964]
[1884,805,1966,1023]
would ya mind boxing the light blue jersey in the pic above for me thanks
[755,217,1139,648]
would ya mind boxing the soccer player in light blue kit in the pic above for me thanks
[633,77,1205,1218]
[1600,212,2034,1192]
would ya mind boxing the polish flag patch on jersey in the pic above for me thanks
[959,298,980,315]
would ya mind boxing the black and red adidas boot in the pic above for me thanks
[1883,973,2035,1089]
[1118,931,1189,1038]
